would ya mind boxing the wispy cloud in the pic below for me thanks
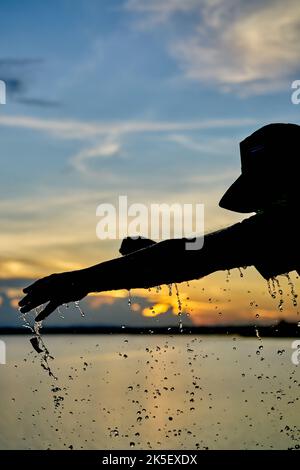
[0,113,260,175]
[71,139,121,175]
[126,0,300,95]
[125,0,199,27]
[166,133,235,155]
[0,114,260,137]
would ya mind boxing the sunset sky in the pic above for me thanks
[1,0,300,327]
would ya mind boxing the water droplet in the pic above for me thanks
[255,328,261,340]
[277,349,285,356]
[128,290,132,309]
[57,306,64,319]
[74,301,85,317]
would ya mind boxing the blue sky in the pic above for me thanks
[1,0,300,325]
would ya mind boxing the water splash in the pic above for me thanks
[238,268,244,278]
[128,290,132,309]
[285,273,298,307]
[273,277,284,311]
[18,307,58,381]
[267,278,277,299]
[33,316,58,380]
[174,284,183,333]
[19,310,35,334]
[267,274,298,310]
[75,300,85,317]
[57,306,65,319]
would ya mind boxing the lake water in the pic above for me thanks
[0,334,299,450]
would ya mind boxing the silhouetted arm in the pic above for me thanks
[82,227,255,292]
[19,218,259,320]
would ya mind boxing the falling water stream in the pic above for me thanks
[74,300,85,317]
[19,308,58,381]
[285,273,298,307]
[267,274,298,310]
[18,306,69,423]
[174,284,183,333]
[128,290,132,309]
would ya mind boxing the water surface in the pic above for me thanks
[0,334,299,450]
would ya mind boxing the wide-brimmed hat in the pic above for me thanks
[219,123,300,213]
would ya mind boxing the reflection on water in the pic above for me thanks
[0,335,299,450]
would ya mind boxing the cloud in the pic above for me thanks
[0,114,260,138]
[71,139,122,175]
[125,0,199,27]
[0,113,277,279]
[127,0,300,95]
[166,133,234,155]
[0,113,260,176]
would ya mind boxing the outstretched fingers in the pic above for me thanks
[19,298,45,314]
[19,272,87,320]
[19,289,49,313]
[23,278,43,294]
[19,278,54,312]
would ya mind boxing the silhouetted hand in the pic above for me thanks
[19,271,89,321]
[19,237,157,322]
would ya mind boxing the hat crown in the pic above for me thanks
[219,123,300,213]
[240,123,300,174]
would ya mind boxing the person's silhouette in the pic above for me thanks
[19,123,300,321]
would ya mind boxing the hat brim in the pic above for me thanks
[219,174,261,213]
